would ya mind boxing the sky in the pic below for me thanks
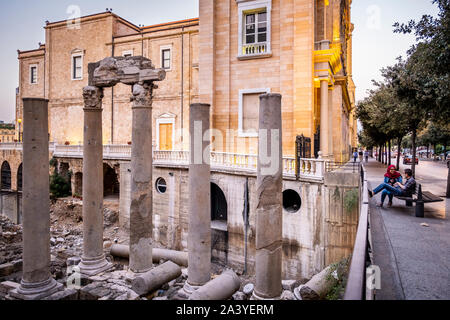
[0,0,440,122]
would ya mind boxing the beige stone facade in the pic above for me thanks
[0,124,15,143]
[17,12,198,149]
[199,0,357,160]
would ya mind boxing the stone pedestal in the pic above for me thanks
[129,83,154,273]
[79,86,112,276]
[253,93,283,300]
[10,98,63,300]
[185,103,211,292]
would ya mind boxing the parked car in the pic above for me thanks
[403,155,419,165]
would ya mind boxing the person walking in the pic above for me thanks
[364,150,369,163]
[353,150,358,163]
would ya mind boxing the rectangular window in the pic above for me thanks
[238,88,270,137]
[30,66,37,84]
[245,11,266,44]
[73,56,82,80]
[242,93,260,132]
[162,49,171,69]
[238,0,272,59]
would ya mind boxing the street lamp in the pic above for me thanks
[18,119,22,142]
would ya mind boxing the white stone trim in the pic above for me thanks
[160,44,173,71]
[238,88,270,137]
[29,64,38,85]
[156,113,176,151]
[71,50,84,81]
[237,0,272,60]
[122,49,133,57]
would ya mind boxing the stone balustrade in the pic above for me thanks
[52,145,326,180]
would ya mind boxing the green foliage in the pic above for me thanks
[358,0,449,163]
[49,157,57,168]
[344,189,359,214]
[50,172,71,199]
[325,256,351,300]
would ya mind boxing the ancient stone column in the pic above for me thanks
[129,83,154,273]
[79,86,112,276]
[254,93,283,300]
[320,79,329,158]
[184,103,211,294]
[10,98,62,300]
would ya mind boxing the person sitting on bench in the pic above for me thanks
[375,165,403,207]
[368,168,416,207]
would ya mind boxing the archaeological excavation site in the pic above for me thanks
[0,55,358,301]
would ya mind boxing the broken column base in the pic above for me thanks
[78,254,113,276]
[9,277,63,300]
[250,291,282,300]
[178,281,202,299]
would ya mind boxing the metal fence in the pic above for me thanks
[325,161,361,173]
[344,164,373,300]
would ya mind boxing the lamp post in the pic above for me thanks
[18,118,22,142]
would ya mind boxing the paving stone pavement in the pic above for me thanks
[364,157,450,300]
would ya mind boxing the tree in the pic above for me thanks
[394,0,450,193]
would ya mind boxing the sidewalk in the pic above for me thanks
[364,158,450,300]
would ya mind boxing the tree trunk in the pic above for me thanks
[396,137,402,170]
[426,144,429,159]
[434,143,437,160]
[411,129,417,177]
[388,140,391,166]
[446,162,450,198]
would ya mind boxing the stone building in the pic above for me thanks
[2,1,359,280]
[0,123,15,143]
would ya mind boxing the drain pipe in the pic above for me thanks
[243,177,249,274]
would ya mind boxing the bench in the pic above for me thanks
[394,183,443,217]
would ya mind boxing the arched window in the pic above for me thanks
[17,163,22,191]
[211,183,227,221]
[1,161,11,190]
[103,164,120,197]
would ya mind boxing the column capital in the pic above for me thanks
[82,86,104,109]
[131,82,153,109]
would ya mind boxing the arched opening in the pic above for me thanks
[210,182,228,265]
[283,189,301,213]
[103,164,119,197]
[17,163,22,191]
[1,161,11,190]
[211,183,227,222]
[74,172,83,196]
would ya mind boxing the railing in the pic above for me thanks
[54,144,131,160]
[325,160,361,173]
[51,145,326,180]
[297,158,325,180]
[344,164,373,300]
[242,42,268,56]
[0,142,23,151]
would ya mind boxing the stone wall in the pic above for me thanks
[116,162,358,280]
